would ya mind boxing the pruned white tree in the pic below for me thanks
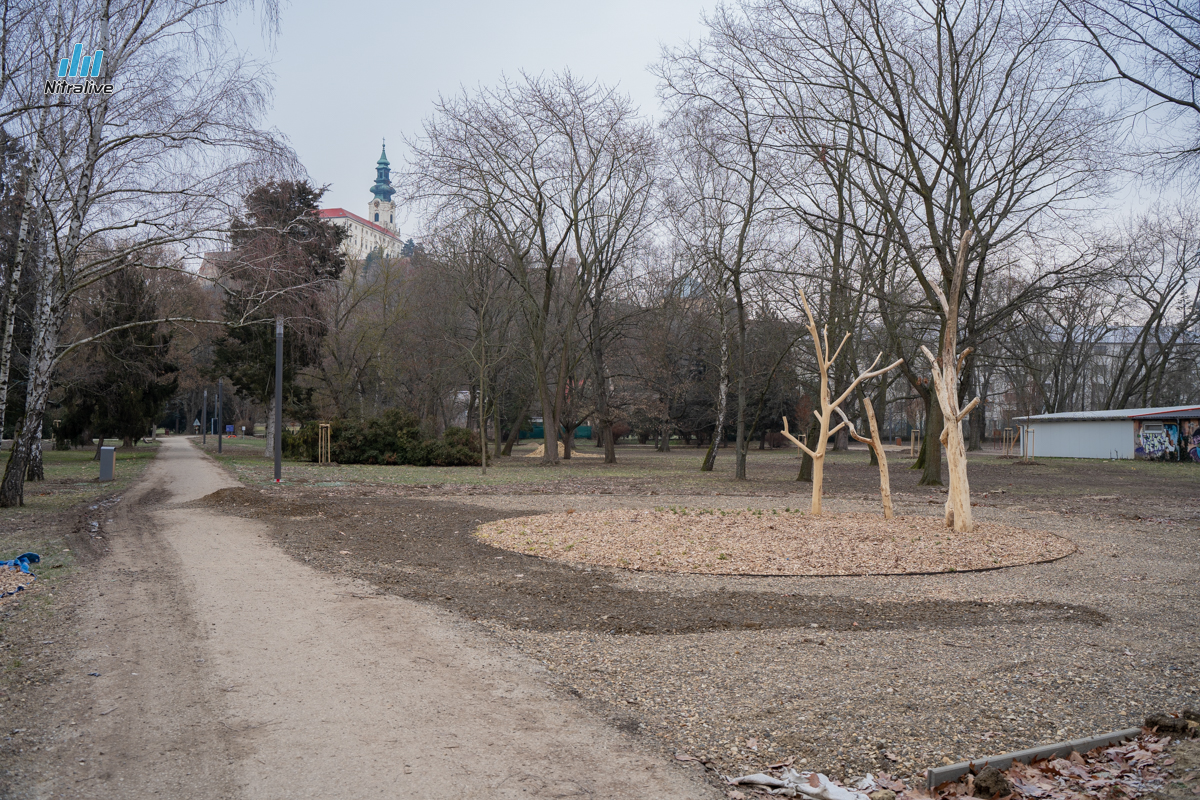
[781,289,901,515]
[919,231,981,533]
[835,397,893,519]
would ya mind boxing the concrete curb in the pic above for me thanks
[925,727,1141,790]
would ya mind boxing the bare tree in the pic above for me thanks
[1062,0,1200,167]
[657,42,776,479]
[0,0,295,506]
[920,231,980,533]
[701,0,1109,486]
[408,72,652,466]
[782,289,900,515]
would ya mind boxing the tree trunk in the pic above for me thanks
[539,382,559,466]
[864,399,893,519]
[0,147,40,436]
[868,385,887,467]
[263,402,275,459]
[25,436,42,481]
[702,322,731,472]
[919,397,944,486]
[941,410,971,530]
[0,271,65,507]
[492,394,502,460]
[846,398,893,519]
[94,437,104,461]
[734,281,748,480]
[834,427,849,452]
[968,388,985,451]
[658,420,671,452]
[600,422,615,463]
[797,419,819,482]
[0,420,24,506]
[591,315,617,465]
[501,403,528,456]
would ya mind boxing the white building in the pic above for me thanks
[319,144,405,261]
[1014,405,1200,461]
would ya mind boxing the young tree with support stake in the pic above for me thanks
[781,289,901,515]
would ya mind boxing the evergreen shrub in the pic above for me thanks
[285,409,482,466]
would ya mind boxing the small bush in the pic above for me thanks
[288,410,481,466]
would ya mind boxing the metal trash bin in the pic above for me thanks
[99,446,115,482]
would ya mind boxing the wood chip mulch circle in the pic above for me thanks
[474,508,1076,576]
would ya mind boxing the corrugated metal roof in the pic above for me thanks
[1014,405,1200,422]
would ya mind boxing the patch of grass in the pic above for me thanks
[0,443,159,515]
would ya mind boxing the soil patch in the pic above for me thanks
[196,487,1105,636]
[476,509,1074,576]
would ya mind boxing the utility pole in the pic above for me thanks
[274,318,283,483]
[217,378,223,454]
[202,389,208,445]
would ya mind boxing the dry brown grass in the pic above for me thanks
[475,508,1075,576]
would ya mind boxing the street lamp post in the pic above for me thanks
[217,378,223,454]
[274,318,283,483]
[202,389,207,445]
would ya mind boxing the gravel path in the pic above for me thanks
[11,440,719,799]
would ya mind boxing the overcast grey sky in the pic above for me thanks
[231,0,711,228]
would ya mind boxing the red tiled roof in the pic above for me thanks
[319,208,401,240]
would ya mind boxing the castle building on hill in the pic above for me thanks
[318,143,405,261]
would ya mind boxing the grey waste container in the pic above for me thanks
[99,446,115,482]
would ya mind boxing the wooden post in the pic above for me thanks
[318,423,331,466]
[836,399,894,519]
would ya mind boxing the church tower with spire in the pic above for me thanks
[368,141,397,233]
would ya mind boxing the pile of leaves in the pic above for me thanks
[284,409,482,467]
[720,714,1196,800]
[925,737,1175,799]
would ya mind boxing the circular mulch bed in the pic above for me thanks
[474,508,1076,576]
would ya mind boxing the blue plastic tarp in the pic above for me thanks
[1,552,40,574]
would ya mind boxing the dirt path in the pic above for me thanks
[26,438,716,799]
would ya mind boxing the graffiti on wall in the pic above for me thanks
[1135,419,1200,462]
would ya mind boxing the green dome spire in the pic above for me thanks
[370,139,394,202]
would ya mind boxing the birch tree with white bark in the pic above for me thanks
[0,0,294,506]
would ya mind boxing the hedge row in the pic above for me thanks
[283,409,482,466]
